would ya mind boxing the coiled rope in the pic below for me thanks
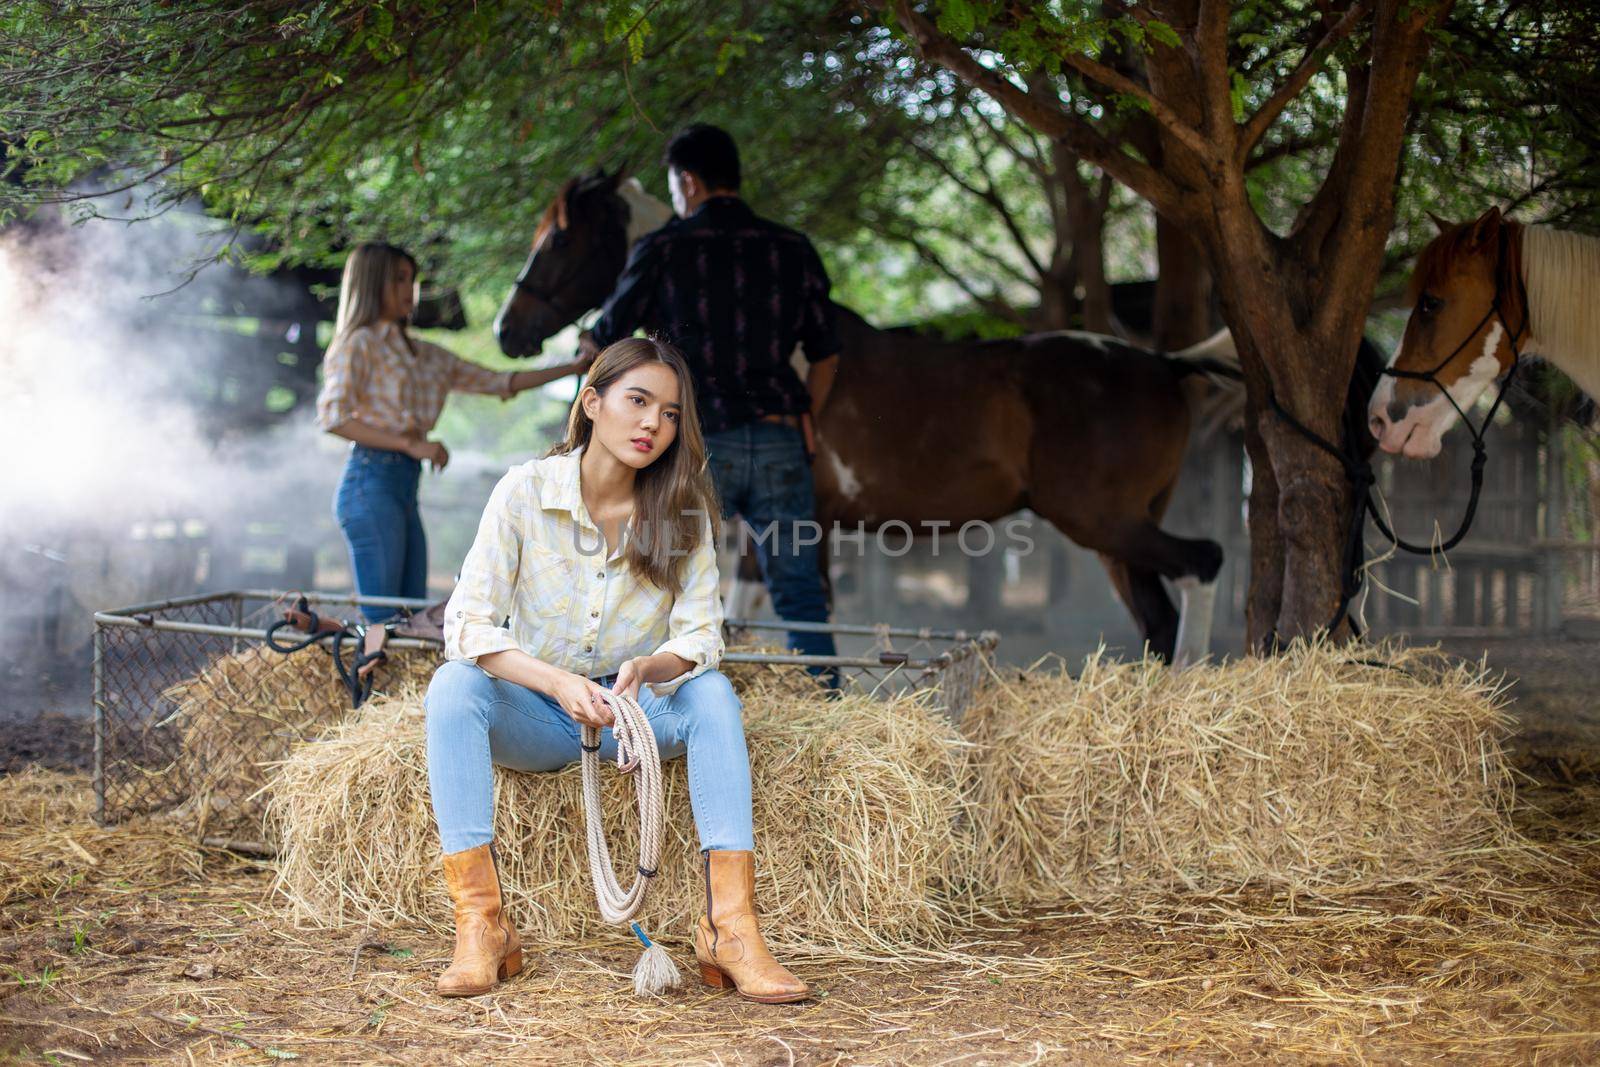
[578,689,680,995]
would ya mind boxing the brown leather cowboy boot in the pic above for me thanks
[437,843,522,997]
[692,849,808,1003]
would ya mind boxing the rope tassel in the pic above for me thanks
[631,922,682,996]
[581,690,680,997]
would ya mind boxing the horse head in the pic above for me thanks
[1368,207,1527,458]
[493,169,670,356]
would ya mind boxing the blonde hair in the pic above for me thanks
[331,242,418,351]
[552,337,721,596]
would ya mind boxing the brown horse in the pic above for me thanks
[495,171,1236,663]
[1370,207,1600,456]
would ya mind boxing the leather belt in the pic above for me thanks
[758,413,802,428]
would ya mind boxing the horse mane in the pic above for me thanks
[1523,223,1600,400]
[531,178,578,249]
[534,173,657,250]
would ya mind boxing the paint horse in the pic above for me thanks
[1370,207,1600,456]
[495,171,1239,664]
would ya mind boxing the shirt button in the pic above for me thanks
[584,644,593,652]
[590,610,600,618]
[596,571,604,579]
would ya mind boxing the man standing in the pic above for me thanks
[583,124,841,679]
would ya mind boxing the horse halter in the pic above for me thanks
[1381,224,1530,454]
[512,243,595,328]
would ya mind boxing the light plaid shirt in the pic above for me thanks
[315,321,515,436]
[443,448,724,696]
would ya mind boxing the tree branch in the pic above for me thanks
[954,107,1049,276]
[1238,2,1372,162]
[1056,50,1214,161]
[1194,0,1234,140]
[1310,0,1454,342]
[880,224,1024,322]
[881,0,1189,220]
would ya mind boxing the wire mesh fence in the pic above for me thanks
[93,591,1000,846]
[92,590,439,849]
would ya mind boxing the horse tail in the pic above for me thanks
[1165,329,1243,441]
[1167,328,1242,384]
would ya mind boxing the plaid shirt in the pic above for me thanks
[315,321,514,436]
[590,196,841,435]
[442,448,724,695]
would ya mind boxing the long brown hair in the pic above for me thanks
[551,337,721,596]
[331,242,418,353]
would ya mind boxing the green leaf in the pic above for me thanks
[1146,20,1181,49]
[937,0,978,40]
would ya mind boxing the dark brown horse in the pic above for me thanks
[495,172,1235,663]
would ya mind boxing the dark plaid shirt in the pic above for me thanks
[591,196,841,436]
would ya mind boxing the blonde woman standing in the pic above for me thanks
[315,243,591,621]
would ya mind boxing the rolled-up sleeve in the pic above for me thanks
[648,513,725,697]
[443,469,528,663]
[315,333,368,431]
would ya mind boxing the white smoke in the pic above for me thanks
[0,191,342,696]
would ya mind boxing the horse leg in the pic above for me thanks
[1098,555,1180,661]
[1079,517,1221,664]
[1115,522,1223,668]
[1170,575,1217,670]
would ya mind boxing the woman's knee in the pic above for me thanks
[425,660,498,735]
[677,670,744,734]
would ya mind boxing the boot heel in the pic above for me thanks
[699,961,733,989]
[499,948,523,981]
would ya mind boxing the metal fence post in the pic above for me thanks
[92,623,106,826]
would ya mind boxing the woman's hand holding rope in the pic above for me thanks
[548,670,615,728]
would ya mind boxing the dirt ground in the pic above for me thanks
[2,638,1598,1065]
[1436,636,1600,768]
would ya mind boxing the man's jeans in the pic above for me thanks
[705,421,838,673]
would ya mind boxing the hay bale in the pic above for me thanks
[963,642,1519,904]
[267,679,977,953]
[163,645,439,838]
[718,642,836,702]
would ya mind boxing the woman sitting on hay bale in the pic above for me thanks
[425,337,807,1004]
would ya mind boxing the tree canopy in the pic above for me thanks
[5,2,1594,322]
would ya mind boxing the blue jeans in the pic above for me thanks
[334,445,426,622]
[425,660,755,855]
[706,422,837,670]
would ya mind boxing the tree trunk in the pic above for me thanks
[1059,153,1114,334]
[1210,239,1362,647]
[1031,268,1074,331]
[1151,215,1212,350]
[1240,401,1283,649]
